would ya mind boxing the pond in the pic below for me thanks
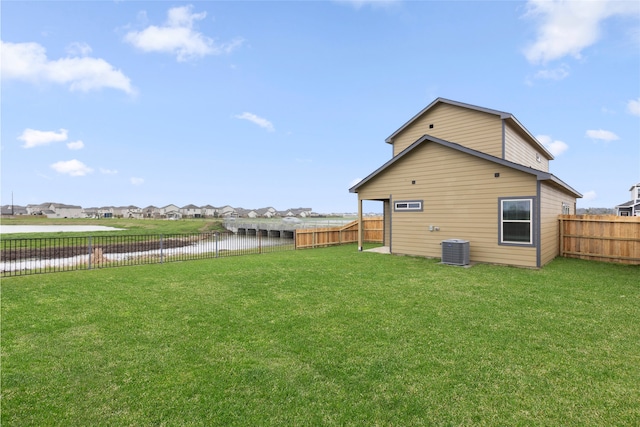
[0,225,125,234]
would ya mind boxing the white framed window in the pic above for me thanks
[562,202,571,215]
[500,198,533,245]
[394,200,423,212]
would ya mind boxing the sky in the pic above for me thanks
[1,0,639,214]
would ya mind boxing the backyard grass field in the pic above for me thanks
[2,245,639,426]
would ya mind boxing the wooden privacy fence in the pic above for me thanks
[559,215,640,265]
[295,217,383,249]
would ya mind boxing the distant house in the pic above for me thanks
[201,205,217,218]
[159,204,182,219]
[26,203,84,218]
[350,98,582,268]
[181,204,202,218]
[615,183,640,216]
[99,207,116,218]
[143,205,160,218]
[216,205,237,217]
[257,207,277,218]
[26,203,51,215]
[83,207,100,218]
[1,205,27,216]
[114,205,143,219]
[278,208,312,218]
[292,208,313,218]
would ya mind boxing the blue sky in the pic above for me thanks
[2,0,639,214]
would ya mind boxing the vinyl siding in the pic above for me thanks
[391,103,503,158]
[539,183,576,265]
[504,123,549,172]
[357,143,538,267]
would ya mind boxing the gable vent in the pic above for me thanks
[441,239,470,266]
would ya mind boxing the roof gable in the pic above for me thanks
[350,134,580,198]
[385,98,554,160]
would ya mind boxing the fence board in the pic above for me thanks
[295,217,383,249]
[559,215,640,265]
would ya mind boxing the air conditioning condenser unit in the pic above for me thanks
[441,239,470,266]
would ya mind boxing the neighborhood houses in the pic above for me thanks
[0,203,316,220]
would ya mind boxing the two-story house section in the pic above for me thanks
[350,98,581,268]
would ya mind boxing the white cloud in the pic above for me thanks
[50,159,93,176]
[523,0,639,64]
[349,178,363,188]
[533,64,570,81]
[66,140,84,150]
[627,98,640,116]
[130,177,144,185]
[100,168,118,175]
[537,134,568,156]
[124,5,243,62]
[18,128,68,148]
[586,129,620,142]
[235,112,275,132]
[1,41,135,95]
[583,190,597,201]
[66,42,92,57]
[333,0,400,9]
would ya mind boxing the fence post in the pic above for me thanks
[215,232,219,258]
[559,217,564,257]
[160,234,164,264]
[88,236,92,270]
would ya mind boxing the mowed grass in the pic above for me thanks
[2,245,639,426]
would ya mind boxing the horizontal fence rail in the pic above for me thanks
[295,217,383,249]
[559,214,640,265]
[1,232,294,277]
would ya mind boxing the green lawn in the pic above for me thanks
[2,245,639,426]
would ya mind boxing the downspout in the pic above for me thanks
[389,194,393,254]
[536,181,541,267]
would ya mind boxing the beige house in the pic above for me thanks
[27,203,84,218]
[350,98,582,268]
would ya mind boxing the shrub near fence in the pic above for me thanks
[559,214,640,265]
[295,217,383,249]
[1,232,294,277]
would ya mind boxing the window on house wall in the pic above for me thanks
[394,200,423,211]
[562,202,571,215]
[500,199,533,244]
